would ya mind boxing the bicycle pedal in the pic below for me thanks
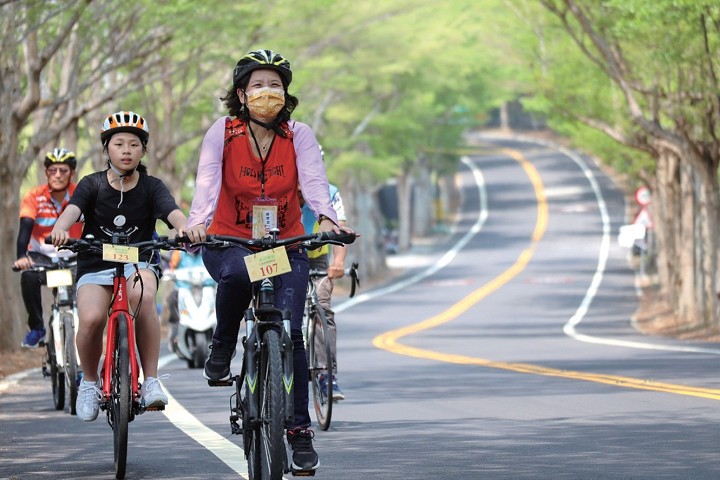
[207,379,234,387]
[291,469,316,477]
[145,405,165,412]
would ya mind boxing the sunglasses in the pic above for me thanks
[47,167,71,175]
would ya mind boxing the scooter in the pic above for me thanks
[164,266,217,369]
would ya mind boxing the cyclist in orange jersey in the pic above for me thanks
[14,148,83,348]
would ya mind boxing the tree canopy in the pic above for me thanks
[3,0,718,350]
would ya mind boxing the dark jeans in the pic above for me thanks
[202,245,311,428]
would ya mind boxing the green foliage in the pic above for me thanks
[261,0,511,186]
[525,0,720,162]
[8,0,542,200]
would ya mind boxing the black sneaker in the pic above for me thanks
[203,342,234,382]
[287,427,319,471]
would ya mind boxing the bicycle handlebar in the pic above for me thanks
[12,254,77,272]
[308,262,360,298]
[176,230,357,251]
[44,235,186,256]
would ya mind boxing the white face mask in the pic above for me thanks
[245,87,285,122]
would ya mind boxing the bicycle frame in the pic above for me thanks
[242,276,295,425]
[14,253,80,412]
[101,261,142,410]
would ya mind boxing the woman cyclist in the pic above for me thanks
[49,111,187,421]
[184,49,354,472]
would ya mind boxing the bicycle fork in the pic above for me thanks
[280,309,294,425]
[239,307,295,426]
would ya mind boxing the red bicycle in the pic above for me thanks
[49,233,183,479]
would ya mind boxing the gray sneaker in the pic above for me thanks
[77,380,101,422]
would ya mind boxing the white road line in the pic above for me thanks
[480,133,720,355]
[158,354,259,479]
[335,156,488,314]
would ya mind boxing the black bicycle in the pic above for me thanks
[304,262,359,431]
[187,229,356,479]
[13,253,81,414]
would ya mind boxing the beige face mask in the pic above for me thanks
[245,87,285,122]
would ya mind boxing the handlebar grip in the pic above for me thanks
[44,236,80,246]
[317,231,357,245]
[12,265,20,272]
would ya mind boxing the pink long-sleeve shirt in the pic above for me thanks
[186,116,338,232]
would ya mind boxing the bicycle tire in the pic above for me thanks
[63,313,79,415]
[191,331,209,369]
[309,305,333,430]
[46,322,65,411]
[259,329,286,480]
[112,314,131,479]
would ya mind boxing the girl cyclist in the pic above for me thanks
[184,49,354,472]
[49,111,187,421]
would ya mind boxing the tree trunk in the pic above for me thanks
[677,161,696,325]
[396,172,413,252]
[412,162,433,237]
[694,153,719,328]
[653,151,681,306]
[337,177,388,286]
[0,174,25,350]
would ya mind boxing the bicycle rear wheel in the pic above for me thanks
[63,313,79,415]
[259,329,286,479]
[112,314,131,479]
[309,306,333,430]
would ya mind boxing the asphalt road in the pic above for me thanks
[3,133,720,479]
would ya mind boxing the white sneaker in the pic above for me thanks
[141,376,168,408]
[77,380,101,422]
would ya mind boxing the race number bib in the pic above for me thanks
[251,197,278,239]
[244,247,291,282]
[46,269,73,288]
[102,244,139,263]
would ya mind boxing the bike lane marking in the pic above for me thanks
[370,138,720,401]
[157,355,257,479]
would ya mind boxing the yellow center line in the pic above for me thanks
[373,147,720,401]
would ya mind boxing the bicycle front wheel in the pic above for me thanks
[259,329,286,480]
[46,321,65,411]
[63,313,79,415]
[112,314,131,479]
[309,305,333,430]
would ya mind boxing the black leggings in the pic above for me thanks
[21,270,44,331]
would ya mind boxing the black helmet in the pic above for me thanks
[233,49,292,88]
[44,148,77,170]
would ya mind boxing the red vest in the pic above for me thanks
[208,118,303,238]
